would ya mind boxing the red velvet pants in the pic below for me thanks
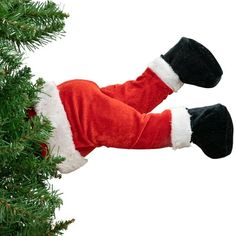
[57,68,174,157]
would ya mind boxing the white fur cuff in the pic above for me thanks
[149,57,183,92]
[170,107,192,149]
[35,82,87,174]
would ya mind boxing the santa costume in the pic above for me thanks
[33,37,234,174]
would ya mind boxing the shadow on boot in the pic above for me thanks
[162,37,223,88]
[188,104,233,158]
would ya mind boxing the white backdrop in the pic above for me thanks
[27,0,236,235]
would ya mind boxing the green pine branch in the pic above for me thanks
[0,39,23,72]
[0,183,65,235]
[0,0,69,51]
[0,0,74,235]
[47,219,75,236]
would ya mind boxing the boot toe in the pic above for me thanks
[187,38,223,88]
[190,104,233,158]
[162,37,223,88]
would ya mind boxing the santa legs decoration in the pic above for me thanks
[35,37,233,173]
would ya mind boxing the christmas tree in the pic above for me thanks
[0,0,74,235]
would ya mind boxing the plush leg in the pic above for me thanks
[101,37,223,115]
[58,80,192,154]
[58,80,233,158]
[37,80,233,174]
[101,68,175,114]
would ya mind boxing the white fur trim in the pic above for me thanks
[149,57,183,92]
[170,107,192,149]
[35,82,87,174]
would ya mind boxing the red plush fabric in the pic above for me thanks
[101,68,173,114]
[57,68,173,157]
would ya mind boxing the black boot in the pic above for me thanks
[188,104,233,158]
[161,37,223,88]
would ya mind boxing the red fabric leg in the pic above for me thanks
[58,80,172,156]
[101,68,173,114]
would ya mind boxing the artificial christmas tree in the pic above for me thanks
[0,0,74,235]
